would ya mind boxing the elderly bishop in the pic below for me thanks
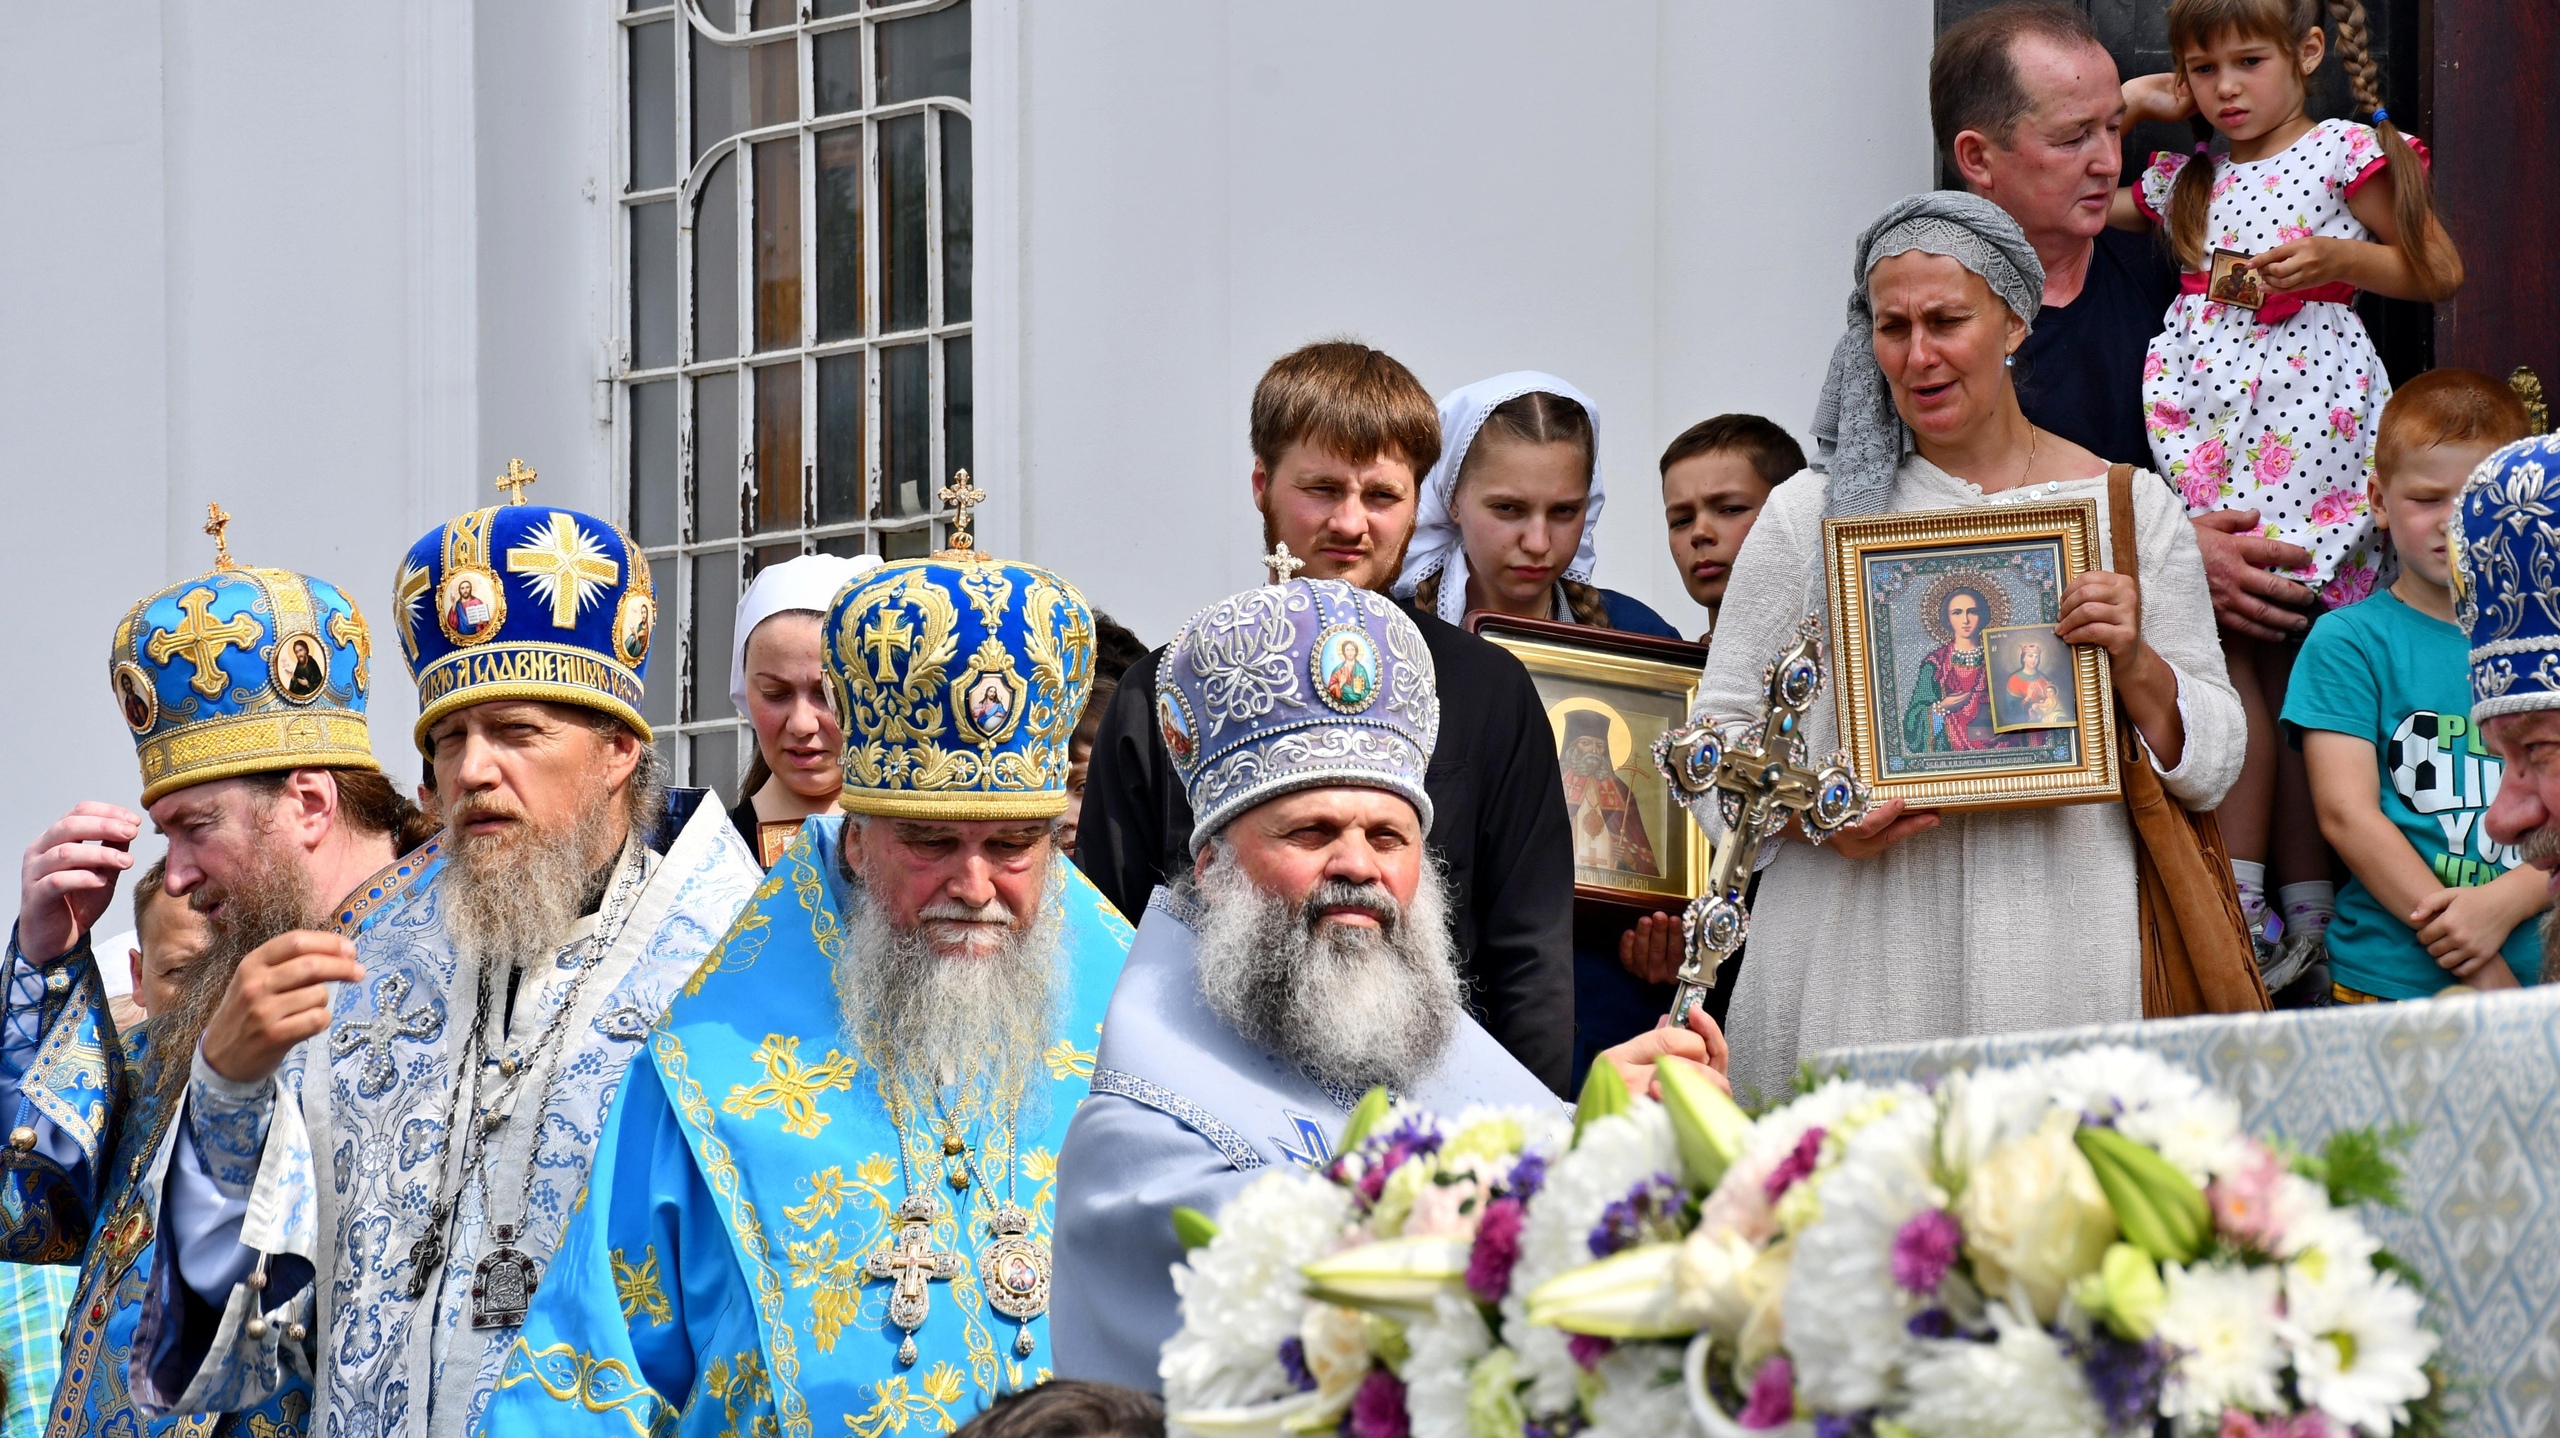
[128,491,764,1438]
[1051,577,1725,1389]
[480,543,1133,1436]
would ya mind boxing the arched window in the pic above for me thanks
[619,0,971,790]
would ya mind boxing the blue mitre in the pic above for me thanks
[1155,573,1439,850]
[394,460,656,745]
[111,504,381,805]
[825,526,1096,819]
[2453,431,2560,723]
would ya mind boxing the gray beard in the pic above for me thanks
[834,845,1066,1130]
[164,836,319,1113]
[1187,843,1461,1095]
[440,787,623,975]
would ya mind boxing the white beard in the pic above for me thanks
[1187,842,1462,1094]
[833,847,1066,1127]
[441,785,624,975]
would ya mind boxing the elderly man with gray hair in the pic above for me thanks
[1933,1,2319,644]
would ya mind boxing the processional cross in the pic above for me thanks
[1261,542,1306,585]
[494,458,538,506]
[1652,616,1870,1027]
[868,1195,962,1365]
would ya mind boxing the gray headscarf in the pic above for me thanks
[1810,192,2046,518]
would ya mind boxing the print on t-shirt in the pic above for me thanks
[2384,707,2520,883]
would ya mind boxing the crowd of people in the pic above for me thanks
[0,1,2553,1435]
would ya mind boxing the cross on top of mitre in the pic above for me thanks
[203,502,236,570]
[1261,542,1306,586]
[935,471,988,560]
[494,458,538,506]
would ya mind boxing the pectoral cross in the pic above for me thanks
[203,503,236,570]
[867,1195,962,1365]
[1653,616,1869,1026]
[494,458,538,506]
[1261,541,1306,586]
[938,471,987,556]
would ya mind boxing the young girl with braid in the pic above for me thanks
[2108,0,2462,968]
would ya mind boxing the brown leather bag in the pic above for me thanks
[2105,464,2272,1017]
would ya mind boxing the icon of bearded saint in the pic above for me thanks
[1559,707,1658,878]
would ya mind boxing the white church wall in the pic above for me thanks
[1012,0,1933,645]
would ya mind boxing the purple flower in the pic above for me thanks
[1508,1151,1548,1202]
[1466,1198,1525,1303]
[1735,1356,1795,1429]
[1278,1336,1316,1393]
[2072,1331,2170,1432]
[1813,1416,1874,1438]
[1763,1128,1825,1203]
[1890,1209,1962,1294]
[1566,1334,1615,1372]
[1346,1369,1409,1438]
[1586,1173,1683,1258]
[1904,1308,1957,1340]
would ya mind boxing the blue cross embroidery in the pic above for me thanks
[1271,1110,1333,1170]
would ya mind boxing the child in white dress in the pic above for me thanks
[2106,0,2462,958]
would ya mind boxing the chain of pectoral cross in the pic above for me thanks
[867,1066,1028,1363]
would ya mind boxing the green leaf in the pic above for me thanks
[2300,1121,2418,1212]
[1575,1057,1633,1138]
[1172,1206,1219,1251]
[1338,1087,1394,1156]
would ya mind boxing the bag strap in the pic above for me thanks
[2105,463,2139,616]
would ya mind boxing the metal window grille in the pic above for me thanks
[616,0,973,795]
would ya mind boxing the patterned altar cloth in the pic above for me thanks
[1822,986,2560,1437]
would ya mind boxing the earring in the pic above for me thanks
[2003,353,2015,368]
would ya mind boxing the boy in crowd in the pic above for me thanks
[2284,370,2544,1001]
[1659,414,1805,641]
[121,858,206,1027]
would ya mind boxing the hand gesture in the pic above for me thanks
[1619,912,1685,986]
[2123,72,2195,124]
[2250,238,2352,293]
[2408,885,2525,985]
[2190,511,2316,640]
[199,931,364,1085]
[1601,1006,1729,1100]
[18,804,141,963]
[1825,797,1938,861]
[2056,570,2146,663]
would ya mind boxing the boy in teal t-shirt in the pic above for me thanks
[2283,371,2546,1000]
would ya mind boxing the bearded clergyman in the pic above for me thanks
[478,541,1134,1436]
[125,482,763,1438]
[0,516,436,1438]
[1050,574,1726,1390]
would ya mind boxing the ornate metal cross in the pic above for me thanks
[868,1195,962,1365]
[1652,616,1869,1027]
[148,588,265,700]
[1262,541,1306,585]
[203,502,236,569]
[939,470,987,555]
[494,458,539,506]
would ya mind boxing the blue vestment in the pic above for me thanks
[1051,888,1564,1390]
[481,818,1133,1438]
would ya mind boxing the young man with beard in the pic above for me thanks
[1,523,429,1438]
[1050,575,1725,1391]
[1075,341,1579,1094]
[479,544,1133,1435]
[2458,434,2560,988]
[126,487,762,1438]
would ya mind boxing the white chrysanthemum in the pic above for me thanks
[1404,1291,1496,1438]
[1501,1105,1680,1416]
[1935,1062,2057,1183]
[1696,1079,1892,1247]
[1781,1096,1942,1412]
[1584,1341,1694,1438]
[2280,1193,2384,1275]
[2113,1083,2243,1186]
[2284,1262,2438,1436]
[1897,1301,2104,1438]
[2154,1261,2287,1423]
[1162,1169,1355,1412]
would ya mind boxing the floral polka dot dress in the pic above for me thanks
[2138,119,2408,607]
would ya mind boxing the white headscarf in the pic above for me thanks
[728,552,881,717]
[1392,371,1604,626]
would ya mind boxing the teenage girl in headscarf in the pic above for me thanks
[1393,373,1679,1082]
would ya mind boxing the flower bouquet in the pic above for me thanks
[1160,1047,2445,1438]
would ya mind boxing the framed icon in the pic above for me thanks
[2208,248,2267,311]
[1822,500,2120,812]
